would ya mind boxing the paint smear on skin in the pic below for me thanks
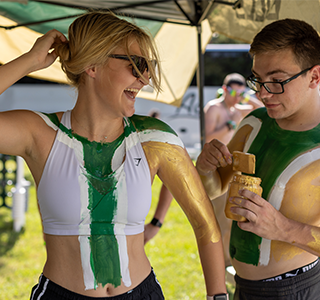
[143,141,221,245]
[90,234,122,288]
[131,114,178,136]
[308,228,320,253]
[280,161,320,225]
[82,137,125,289]
[271,240,304,263]
[266,156,320,264]
[229,108,320,266]
[87,183,121,288]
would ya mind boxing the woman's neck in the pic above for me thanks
[71,106,124,143]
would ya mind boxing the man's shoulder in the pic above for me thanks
[204,98,225,113]
[245,107,267,119]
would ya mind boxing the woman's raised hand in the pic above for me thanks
[0,29,67,95]
[26,29,67,72]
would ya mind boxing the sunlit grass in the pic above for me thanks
[0,178,45,300]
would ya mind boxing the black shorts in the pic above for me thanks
[233,259,320,300]
[30,268,165,300]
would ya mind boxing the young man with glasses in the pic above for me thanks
[196,18,320,300]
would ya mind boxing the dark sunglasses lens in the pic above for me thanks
[131,56,147,78]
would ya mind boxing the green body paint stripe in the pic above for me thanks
[90,234,122,288]
[88,184,121,287]
[43,112,60,127]
[130,114,177,136]
[81,132,126,288]
[49,113,130,288]
[230,108,320,265]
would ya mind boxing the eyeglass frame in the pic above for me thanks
[108,54,156,79]
[246,66,314,94]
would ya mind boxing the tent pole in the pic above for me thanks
[197,24,205,150]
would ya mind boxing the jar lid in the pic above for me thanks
[232,174,262,185]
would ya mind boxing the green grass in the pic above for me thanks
[0,168,234,299]
[0,181,46,299]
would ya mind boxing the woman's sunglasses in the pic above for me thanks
[108,54,156,78]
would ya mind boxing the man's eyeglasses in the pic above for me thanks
[108,55,156,78]
[227,86,245,97]
[246,66,313,94]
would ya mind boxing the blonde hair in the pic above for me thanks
[55,11,161,92]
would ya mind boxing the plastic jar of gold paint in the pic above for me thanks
[225,174,263,221]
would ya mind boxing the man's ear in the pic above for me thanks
[85,65,97,79]
[309,65,320,89]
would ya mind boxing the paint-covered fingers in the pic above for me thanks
[230,191,287,241]
[229,195,257,222]
[230,190,266,222]
[196,139,232,175]
[228,190,264,224]
[238,189,264,206]
[27,29,67,72]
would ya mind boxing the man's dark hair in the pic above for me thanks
[250,18,320,69]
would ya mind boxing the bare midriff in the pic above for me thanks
[232,251,317,281]
[43,232,151,297]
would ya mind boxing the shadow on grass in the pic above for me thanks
[0,209,24,257]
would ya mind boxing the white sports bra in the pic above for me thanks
[37,110,152,236]
[35,110,184,290]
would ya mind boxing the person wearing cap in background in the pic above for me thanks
[204,73,262,146]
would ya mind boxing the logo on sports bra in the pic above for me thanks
[134,158,141,166]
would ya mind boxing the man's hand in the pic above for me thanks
[230,189,290,241]
[196,139,232,175]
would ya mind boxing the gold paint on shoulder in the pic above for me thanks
[272,159,320,261]
[143,141,221,245]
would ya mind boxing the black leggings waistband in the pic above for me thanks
[261,258,319,282]
[235,258,320,297]
[30,268,164,300]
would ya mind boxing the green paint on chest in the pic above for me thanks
[82,136,125,287]
[230,108,320,265]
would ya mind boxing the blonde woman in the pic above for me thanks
[0,11,226,300]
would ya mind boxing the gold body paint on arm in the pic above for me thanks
[309,228,320,253]
[143,141,221,246]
